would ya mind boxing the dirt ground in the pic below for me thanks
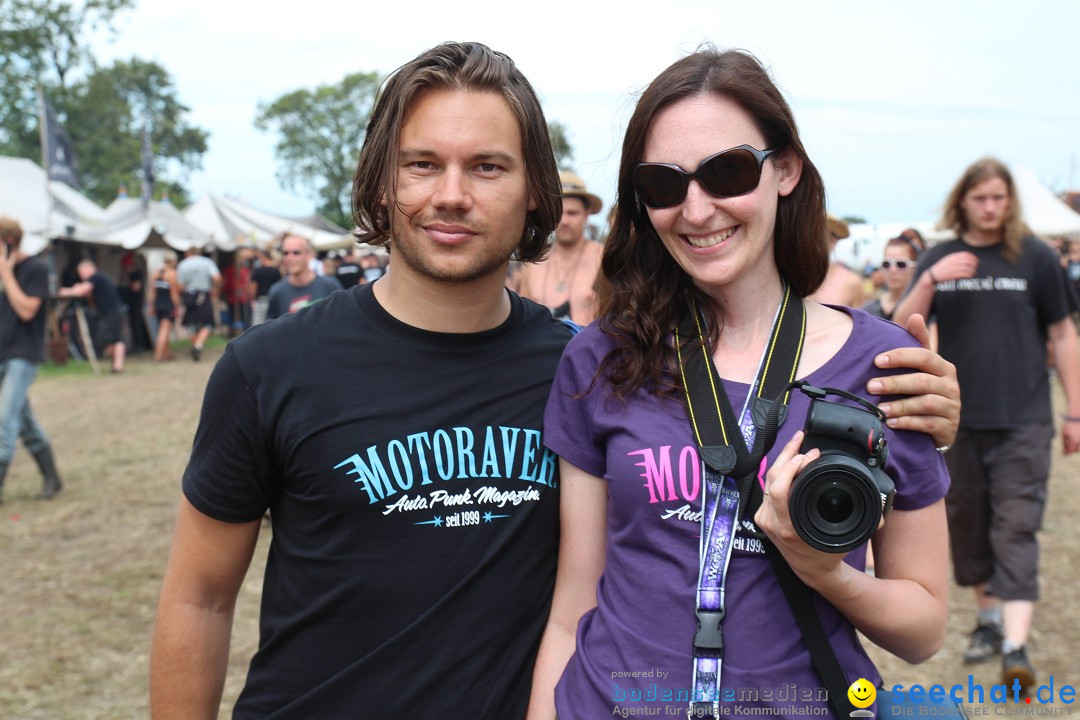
[1,347,1077,718]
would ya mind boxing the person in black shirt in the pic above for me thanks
[247,247,282,325]
[0,216,63,501]
[895,157,1080,694]
[333,249,363,289]
[59,260,127,373]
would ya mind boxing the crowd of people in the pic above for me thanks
[3,36,1076,720]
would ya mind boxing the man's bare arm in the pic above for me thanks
[150,496,260,720]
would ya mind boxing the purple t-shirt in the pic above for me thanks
[544,307,948,719]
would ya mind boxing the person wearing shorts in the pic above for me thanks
[176,247,221,361]
[895,157,1080,693]
[58,259,127,373]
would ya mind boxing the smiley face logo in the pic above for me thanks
[847,678,876,709]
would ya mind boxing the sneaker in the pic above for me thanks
[1003,646,1036,695]
[963,622,1003,664]
[191,345,202,362]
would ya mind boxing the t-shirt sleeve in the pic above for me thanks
[861,317,949,512]
[183,344,281,522]
[543,329,608,478]
[1033,246,1071,327]
[21,260,49,299]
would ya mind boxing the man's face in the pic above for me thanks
[961,176,1010,236]
[387,88,536,284]
[280,237,313,277]
[555,196,589,246]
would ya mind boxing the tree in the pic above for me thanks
[255,72,380,229]
[65,58,209,206]
[548,121,574,170]
[1,2,207,206]
[0,0,134,159]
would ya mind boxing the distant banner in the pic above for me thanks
[40,91,81,190]
[140,124,154,209]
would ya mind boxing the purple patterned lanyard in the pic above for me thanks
[674,288,798,720]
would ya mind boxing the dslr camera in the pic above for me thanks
[788,391,896,554]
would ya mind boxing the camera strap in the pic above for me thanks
[673,283,805,718]
[674,287,856,720]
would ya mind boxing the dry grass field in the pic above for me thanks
[1,346,1077,718]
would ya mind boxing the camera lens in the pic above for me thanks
[789,455,883,554]
[817,487,854,524]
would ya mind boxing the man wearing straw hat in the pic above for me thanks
[516,170,605,324]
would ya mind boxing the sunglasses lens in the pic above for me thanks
[698,148,760,197]
[882,260,910,270]
[634,165,685,208]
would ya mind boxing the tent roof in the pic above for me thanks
[183,194,352,251]
[103,197,212,251]
[0,156,113,255]
[1013,166,1080,236]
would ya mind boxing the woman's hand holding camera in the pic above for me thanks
[754,431,872,592]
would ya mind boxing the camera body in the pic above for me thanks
[789,398,896,554]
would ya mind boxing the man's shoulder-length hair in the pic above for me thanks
[351,41,560,264]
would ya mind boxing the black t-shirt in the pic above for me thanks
[334,261,362,289]
[0,255,49,363]
[183,283,573,718]
[89,272,123,314]
[915,236,1069,428]
[251,265,282,298]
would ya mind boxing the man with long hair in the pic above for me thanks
[895,157,1080,694]
[150,41,567,719]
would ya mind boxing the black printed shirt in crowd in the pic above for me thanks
[183,283,573,719]
[913,235,1070,428]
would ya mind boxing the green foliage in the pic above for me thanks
[65,58,209,206]
[841,215,867,225]
[0,1,206,206]
[255,72,380,229]
[0,0,134,158]
[548,121,574,170]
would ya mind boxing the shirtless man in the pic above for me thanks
[516,171,604,324]
[809,214,867,307]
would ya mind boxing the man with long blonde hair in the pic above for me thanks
[895,157,1080,694]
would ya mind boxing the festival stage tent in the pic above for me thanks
[1013,166,1080,237]
[183,193,352,252]
[0,156,113,255]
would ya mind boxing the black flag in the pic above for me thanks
[141,124,155,210]
[39,90,81,190]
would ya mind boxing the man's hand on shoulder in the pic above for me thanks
[865,314,960,449]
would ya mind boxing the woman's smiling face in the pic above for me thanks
[641,93,800,296]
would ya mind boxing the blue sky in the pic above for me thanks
[88,0,1080,227]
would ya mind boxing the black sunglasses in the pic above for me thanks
[880,260,912,270]
[633,145,780,209]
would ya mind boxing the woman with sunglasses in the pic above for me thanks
[526,48,951,720]
[863,237,921,321]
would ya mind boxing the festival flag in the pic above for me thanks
[140,124,155,210]
[38,89,81,190]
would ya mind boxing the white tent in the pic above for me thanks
[1013,166,1080,237]
[183,193,352,251]
[103,196,212,251]
[0,156,113,255]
